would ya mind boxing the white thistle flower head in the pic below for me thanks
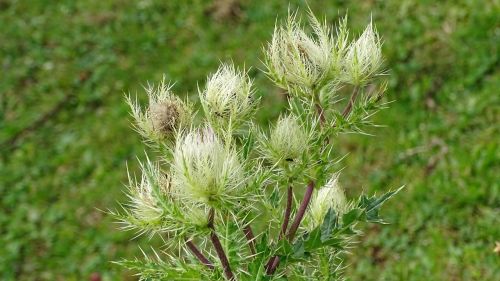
[331,15,350,75]
[172,126,244,207]
[126,160,169,226]
[264,11,334,91]
[264,115,309,165]
[200,63,256,129]
[342,20,383,85]
[307,174,347,230]
[127,77,191,142]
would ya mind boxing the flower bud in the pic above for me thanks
[200,63,256,129]
[148,100,184,135]
[263,115,308,165]
[127,77,191,142]
[172,127,244,207]
[307,175,347,229]
[342,21,382,85]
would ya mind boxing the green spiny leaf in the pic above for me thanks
[320,208,338,242]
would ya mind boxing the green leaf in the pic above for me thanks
[277,239,294,256]
[319,237,343,249]
[358,186,404,223]
[242,131,254,160]
[342,208,363,226]
[303,227,322,251]
[320,208,338,242]
[292,239,305,259]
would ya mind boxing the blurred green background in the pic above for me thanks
[1,0,498,280]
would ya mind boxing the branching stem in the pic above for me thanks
[267,182,315,275]
[313,89,326,126]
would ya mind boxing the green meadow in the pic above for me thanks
[1,0,498,280]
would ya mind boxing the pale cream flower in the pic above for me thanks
[172,127,244,206]
[307,175,347,229]
[262,115,309,165]
[342,21,383,85]
[264,11,334,90]
[125,159,169,226]
[200,63,256,129]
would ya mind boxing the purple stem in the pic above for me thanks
[266,186,294,274]
[208,209,235,281]
[268,182,315,274]
[280,186,293,238]
[315,102,326,125]
[287,181,315,241]
[342,87,359,118]
[243,225,256,255]
[185,239,214,270]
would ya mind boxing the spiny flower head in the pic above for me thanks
[307,174,347,229]
[200,63,256,129]
[172,126,245,208]
[342,21,383,85]
[262,115,309,165]
[264,11,335,91]
[127,77,191,142]
[124,160,168,229]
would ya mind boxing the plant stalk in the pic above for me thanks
[208,209,235,280]
[342,86,359,118]
[313,89,326,126]
[268,183,315,275]
[266,185,294,274]
[280,186,293,238]
[287,181,315,241]
[267,256,280,275]
[315,103,326,125]
[185,239,214,270]
[243,225,256,255]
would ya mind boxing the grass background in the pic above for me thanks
[0,0,498,280]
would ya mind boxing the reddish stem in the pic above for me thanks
[268,182,315,275]
[267,256,280,275]
[266,186,294,274]
[280,186,293,238]
[208,209,235,281]
[185,239,214,270]
[287,181,315,241]
[243,225,256,255]
[315,103,326,125]
[342,87,359,118]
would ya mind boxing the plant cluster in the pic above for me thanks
[114,10,402,281]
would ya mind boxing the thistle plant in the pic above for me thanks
[114,10,403,281]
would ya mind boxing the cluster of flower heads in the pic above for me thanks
[121,8,386,241]
[122,64,258,235]
[118,9,390,280]
[265,10,382,92]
